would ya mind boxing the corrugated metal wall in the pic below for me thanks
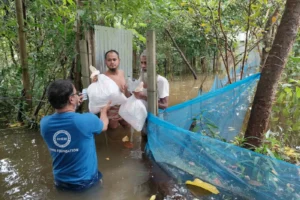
[95,26,133,78]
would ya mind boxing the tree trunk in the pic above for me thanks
[244,0,300,149]
[74,0,83,91]
[15,0,31,108]
[165,29,197,79]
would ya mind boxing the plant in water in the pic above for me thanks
[190,112,226,142]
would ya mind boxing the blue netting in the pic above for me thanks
[207,53,260,94]
[147,73,300,199]
[161,74,260,142]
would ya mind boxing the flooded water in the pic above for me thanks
[0,74,219,200]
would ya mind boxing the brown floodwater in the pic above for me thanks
[0,74,221,200]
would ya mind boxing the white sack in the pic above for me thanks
[119,95,147,132]
[87,74,127,114]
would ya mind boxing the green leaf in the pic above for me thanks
[296,87,300,98]
[284,87,292,95]
[67,0,74,5]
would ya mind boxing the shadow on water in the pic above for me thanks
[0,73,246,200]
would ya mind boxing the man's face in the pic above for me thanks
[105,52,120,72]
[140,56,147,72]
[70,86,80,110]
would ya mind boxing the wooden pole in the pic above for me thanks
[146,30,157,116]
[15,0,31,107]
[79,40,90,87]
[79,40,89,111]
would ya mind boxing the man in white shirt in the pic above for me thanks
[134,50,169,109]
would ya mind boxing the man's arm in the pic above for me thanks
[133,91,147,101]
[100,102,110,131]
[158,96,169,109]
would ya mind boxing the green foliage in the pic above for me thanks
[270,56,300,147]
[0,0,287,125]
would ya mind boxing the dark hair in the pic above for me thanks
[105,50,119,59]
[47,79,73,109]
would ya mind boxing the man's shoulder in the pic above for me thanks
[74,112,98,120]
[157,75,169,83]
[40,114,52,125]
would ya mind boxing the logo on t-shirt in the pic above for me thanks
[53,130,71,148]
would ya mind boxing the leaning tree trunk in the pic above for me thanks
[244,0,300,149]
[165,29,198,80]
[15,0,31,108]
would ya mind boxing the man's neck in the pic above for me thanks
[56,105,75,113]
[106,69,119,75]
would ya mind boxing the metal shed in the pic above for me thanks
[95,26,133,78]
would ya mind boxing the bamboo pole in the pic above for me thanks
[146,30,157,116]
[15,0,31,107]
[79,40,89,111]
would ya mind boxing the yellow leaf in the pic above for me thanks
[180,2,186,6]
[272,16,277,24]
[122,136,129,142]
[149,195,156,200]
[201,23,206,27]
[186,178,219,194]
[8,122,23,128]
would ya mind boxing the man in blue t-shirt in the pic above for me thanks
[40,79,110,191]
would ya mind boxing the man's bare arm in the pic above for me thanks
[158,96,169,109]
[100,102,111,131]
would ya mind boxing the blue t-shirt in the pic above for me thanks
[40,112,103,184]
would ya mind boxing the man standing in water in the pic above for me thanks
[134,49,169,109]
[40,79,110,191]
[104,50,131,129]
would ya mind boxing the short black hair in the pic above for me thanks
[105,50,119,59]
[47,79,73,109]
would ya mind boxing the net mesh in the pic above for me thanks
[147,71,300,199]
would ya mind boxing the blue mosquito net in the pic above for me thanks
[146,69,300,199]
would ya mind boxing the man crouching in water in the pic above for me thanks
[40,79,110,191]
[104,50,131,129]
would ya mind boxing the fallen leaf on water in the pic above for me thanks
[122,136,129,142]
[271,169,278,176]
[186,178,219,194]
[149,195,156,200]
[8,122,23,128]
[188,162,195,166]
[248,180,262,186]
[123,141,134,149]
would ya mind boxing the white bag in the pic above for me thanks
[119,95,147,131]
[87,74,127,114]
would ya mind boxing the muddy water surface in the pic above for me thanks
[0,74,217,200]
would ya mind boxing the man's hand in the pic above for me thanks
[120,84,127,94]
[102,101,111,112]
[78,94,84,106]
[100,101,111,131]
[121,84,131,97]
[91,76,98,83]
[133,91,147,101]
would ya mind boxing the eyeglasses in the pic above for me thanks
[71,92,82,96]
